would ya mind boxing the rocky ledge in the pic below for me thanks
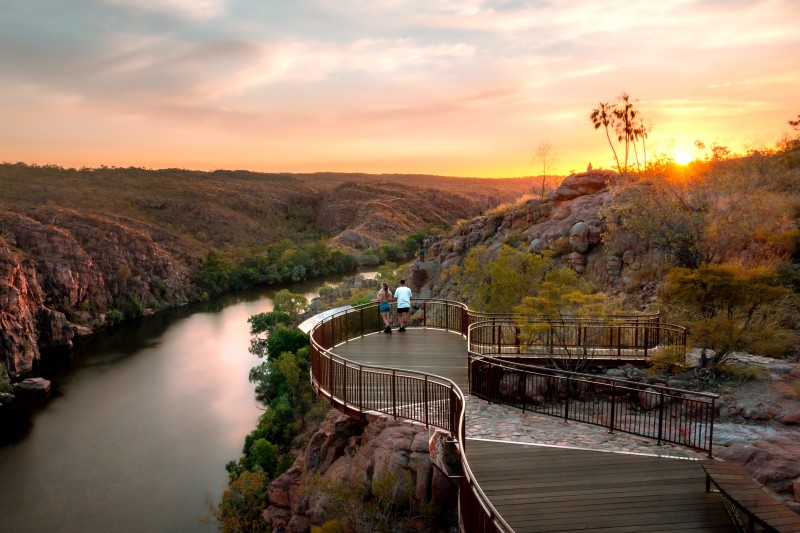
[265,410,457,532]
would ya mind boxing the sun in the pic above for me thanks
[673,151,693,165]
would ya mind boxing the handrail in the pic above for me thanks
[467,349,716,455]
[308,298,695,532]
[468,317,687,362]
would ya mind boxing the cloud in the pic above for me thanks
[101,0,229,19]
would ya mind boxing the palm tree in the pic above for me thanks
[613,93,637,173]
[590,102,621,174]
[636,118,650,171]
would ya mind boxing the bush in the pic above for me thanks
[212,471,270,533]
[647,346,687,375]
[0,363,12,394]
[106,309,123,324]
[715,363,765,382]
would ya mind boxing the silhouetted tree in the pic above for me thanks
[590,102,621,173]
[532,141,557,199]
[613,93,638,173]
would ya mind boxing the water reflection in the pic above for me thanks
[0,272,356,533]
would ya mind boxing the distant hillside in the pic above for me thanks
[0,163,537,380]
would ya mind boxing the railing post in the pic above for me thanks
[467,352,472,393]
[424,375,429,427]
[359,364,363,416]
[609,382,616,433]
[360,308,364,337]
[392,370,397,419]
[343,360,348,408]
[708,396,716,458]
[445,302,449,331]
[644,326,650,358]
[657,390,665,445]
[564,375,571,422]
[617,325,622,357]
[423,302,427,327]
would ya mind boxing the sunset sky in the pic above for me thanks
[1,0,798,177]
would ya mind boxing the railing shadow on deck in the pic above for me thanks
[308,299,712,532]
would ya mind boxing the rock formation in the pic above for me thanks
[0,207,193,380]
[413,169,653,303]
[264,410,457,532]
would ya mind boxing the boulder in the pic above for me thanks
[550,170,616,202]
[13,377,51,395]
[569,222,590,253]
[781,413,800,425]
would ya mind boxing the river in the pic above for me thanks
[0,273,371,532]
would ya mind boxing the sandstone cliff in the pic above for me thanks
[265,410,457,532]
[0,206,194,379]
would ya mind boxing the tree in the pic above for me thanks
[272,289,308,319]
[248,311,292,357]
[634,117,650,171]
[590,102,621,173]
[514,268,610,371]
[444,245,553,313]
[790,114,800,131]
[212,471,270,533]
[532,141,557,199]
[660,265,798,365]
[613,93,638,173]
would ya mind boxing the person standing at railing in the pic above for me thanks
[394,279,412,332]
[377,282,393,334]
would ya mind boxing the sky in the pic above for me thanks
[1,0,798,177]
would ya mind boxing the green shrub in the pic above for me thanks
[0,363,12,394]
[212,471,270,533]
[106,309,123,324]
[715,363,765,382]
[647,346,687,375]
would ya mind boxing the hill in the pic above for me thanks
[0,163,537,381]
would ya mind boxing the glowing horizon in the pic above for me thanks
[1,1,798,178]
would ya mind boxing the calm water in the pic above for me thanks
[0,275,358,532]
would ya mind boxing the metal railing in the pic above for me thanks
[308,299,701,532]
[468,317,686,361]
[468,354,717,455]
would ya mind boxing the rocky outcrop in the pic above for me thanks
[414,170,661,303]
[550,169,616,201]
[0,207,193,379]
[1,237,42,378]
[715,433,800,512]
[264,410,457,532]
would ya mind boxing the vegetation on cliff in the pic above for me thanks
[1,163,531,381]
[213,309,323,532]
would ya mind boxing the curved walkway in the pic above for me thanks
[332,328,733,532]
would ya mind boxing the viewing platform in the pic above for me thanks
[308,299,797,532]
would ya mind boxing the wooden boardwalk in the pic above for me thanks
[334,328,469,391]
[334,327,735,532]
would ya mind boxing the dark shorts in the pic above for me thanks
[397,307,409,314]
[379,301,391,313]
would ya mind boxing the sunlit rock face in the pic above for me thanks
[0,208,193,379]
